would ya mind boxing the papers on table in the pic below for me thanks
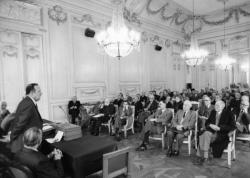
[46,131,64,143]
[42,124,54,132]
[149,118,157,122]
[93,113,104,118]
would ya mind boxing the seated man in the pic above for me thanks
[114,101,132,140]
[93,99,116,135]
[0,101,10,123]
[236,99,250,134]
[68,96,81,124]
[15,127,64,178]
[136,101,173,151]
[194,100,235,165]
[138,94,158,128]
[166,100,196,157]
[197,95,214,136]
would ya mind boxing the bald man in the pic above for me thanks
[166,100,196,157]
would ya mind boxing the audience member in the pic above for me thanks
[229,91,241,117]
[113,93,124,107]
[15,127,64,178]
[136,101,173,151]
[198,95,214,135]
[236,99,250,134]
[172,95,183,113]
[0,101,10,123]
[68,96,81,124]
[93,99,116,136]
[194,100,235,165]
[138,94,158,127]
[166,100,196,157]
[114,101,132,140]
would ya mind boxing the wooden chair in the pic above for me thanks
[149,109,174,149]
[223,130,236,168]
[101,117,112,135]
[103,147,132,178]
[236,124,250,144]
[121,106,135,138]
[101,105,118,135]
[9,164,34,178]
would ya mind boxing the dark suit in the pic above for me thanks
[15,148,64,178]
[204,109,236,157]
[68,100,81,124]
[138,100,158,126]
[10,96,43,153]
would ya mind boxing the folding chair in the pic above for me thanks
[103,147,132,178]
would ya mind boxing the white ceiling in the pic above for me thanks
[172,0,250,15]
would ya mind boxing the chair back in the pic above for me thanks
[190,101,200,111]
[9,164,33,178]
[103,147,132,178]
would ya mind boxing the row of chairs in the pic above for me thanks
[101,106,135,138]
[100,102,250,169]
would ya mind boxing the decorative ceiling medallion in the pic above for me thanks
[48,5,67,25]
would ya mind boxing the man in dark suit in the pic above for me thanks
[194,100,235,165]
[68,96,81,124]
[138,94,158,127]
[236,99,250,134]
[15,127,64,178]
[10,83,43,153]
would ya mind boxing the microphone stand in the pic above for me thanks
[58,105,71,123]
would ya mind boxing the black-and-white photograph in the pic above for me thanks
[0,0,250,178]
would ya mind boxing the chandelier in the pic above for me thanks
[95,1,140,59]
[215,0,236,70]
[181,0,208,66]
[215,49,236,70]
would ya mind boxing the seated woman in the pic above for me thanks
[136,101,173,151]
[193,100,235,165]
[15,127,64,178]
[166,100,196,157]
[114,101,132,140]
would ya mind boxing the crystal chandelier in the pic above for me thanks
[215,49,236,70]
[215,0,236,70]
[240,62,249,72]
[181,0,208,66]
[95,1,140,59]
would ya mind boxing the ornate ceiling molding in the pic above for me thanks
[48,5,67,25]
[145,0,250,40]
[72,14,102,28]
[0,0,41,25]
